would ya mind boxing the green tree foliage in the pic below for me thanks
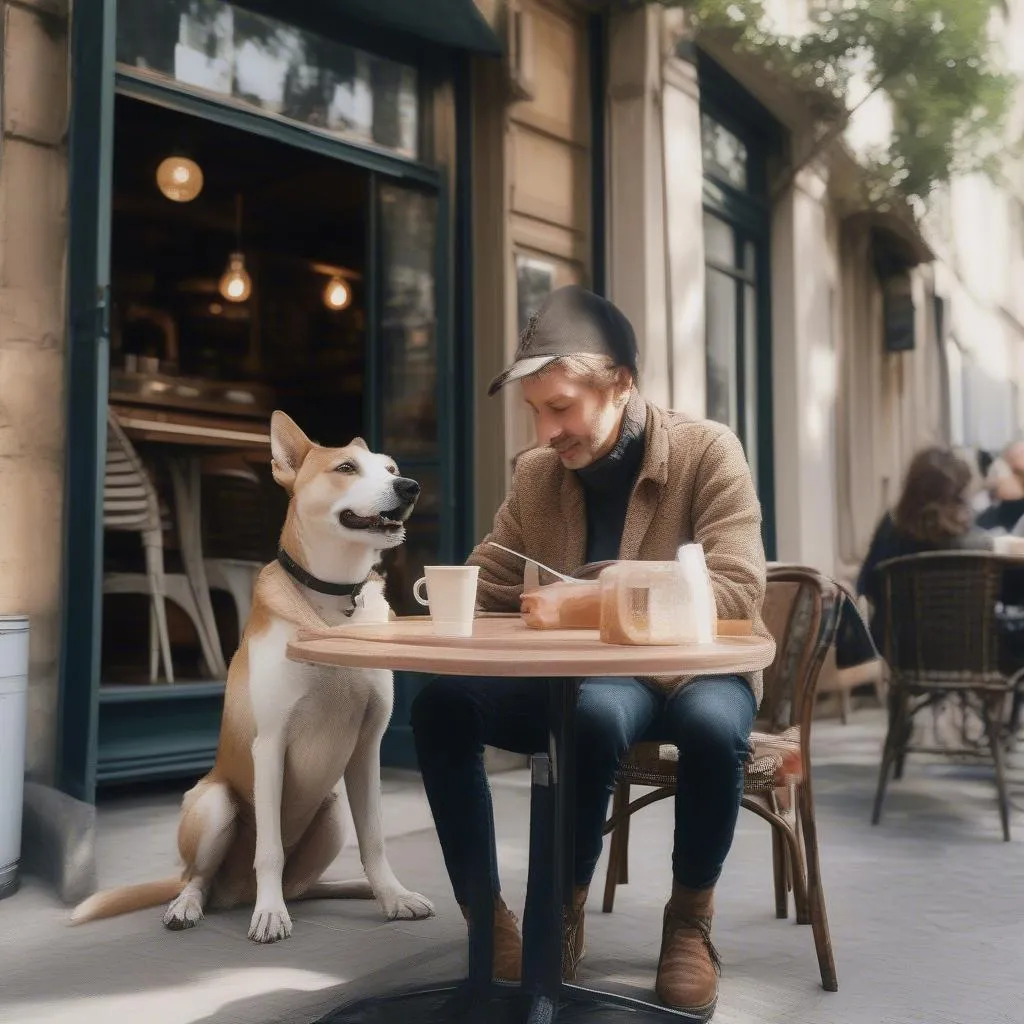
[668,0,1014,201]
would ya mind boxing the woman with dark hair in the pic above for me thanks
[856,446,994,649]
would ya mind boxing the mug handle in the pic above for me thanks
[413,577,429,607]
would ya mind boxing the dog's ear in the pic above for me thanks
[271,411,314,493]
[349,436,369,451]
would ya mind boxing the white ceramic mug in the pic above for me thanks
[413,565,479,637]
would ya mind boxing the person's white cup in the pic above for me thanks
[413,566,479,637]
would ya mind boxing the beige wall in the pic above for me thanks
[502,0,593,484]
[661,52,706,418]
[0,0,70,782]
[770,168,840,571]
[468,0,594,527]
[606,4,670,408]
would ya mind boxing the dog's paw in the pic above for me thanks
[248,904,293,943]
[377,887,435,921]
[163,888,204,930]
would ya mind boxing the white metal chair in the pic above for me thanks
[103,410,221,682]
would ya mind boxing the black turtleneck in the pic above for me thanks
[576,391,647,564]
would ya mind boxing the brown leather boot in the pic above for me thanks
[655,883,720,1019]
[562,885,589,982]
[459,896,522,982]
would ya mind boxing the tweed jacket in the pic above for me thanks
[466,402,773,705]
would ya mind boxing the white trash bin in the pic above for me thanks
[0,615,29,900]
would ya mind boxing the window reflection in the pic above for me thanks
[516,255,555,333]
[117,0,419,159]
[701,113,747,191]
[705,266,738,431]
[379,185,438,459]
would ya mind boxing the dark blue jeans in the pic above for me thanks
[410,674,756,904]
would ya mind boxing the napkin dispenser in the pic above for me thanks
[598,548,716,646]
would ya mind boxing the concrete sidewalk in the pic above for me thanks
[3,710,1024,1024]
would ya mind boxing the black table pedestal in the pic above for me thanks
[316,677,702,1024]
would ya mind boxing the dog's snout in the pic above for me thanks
[394,477,420,504]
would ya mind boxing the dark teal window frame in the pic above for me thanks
[698,52,781,560]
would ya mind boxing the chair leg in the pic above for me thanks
[148,603,159,683]
[771,825,788,919]
[789,786,811,925]
[164,576,223,680]
[798,780,838,992]
[872,688,907,826]
[602,782,630,914]
[619,792,631,885]
[144,534,175,684]
[983,698,1012,842]
[838,686,851,725]
[874,668,889,709]
[893,695,911,780]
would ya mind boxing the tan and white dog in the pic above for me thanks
[71,412,434,941]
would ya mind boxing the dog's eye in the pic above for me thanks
[386,465,398,475]
[335,462,357,474]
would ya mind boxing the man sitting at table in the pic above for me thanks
[410,285,771,1020]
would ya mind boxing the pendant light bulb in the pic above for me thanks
[323,276,351,311]
[156,156,204,202]
[219,252,252,303]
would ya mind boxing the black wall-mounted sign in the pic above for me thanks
[883,270,916,353]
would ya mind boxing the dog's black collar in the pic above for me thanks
[277,549,369,605]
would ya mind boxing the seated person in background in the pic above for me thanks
[857,446,997,651]
[976,440,1024,535]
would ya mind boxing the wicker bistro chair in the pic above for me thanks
[600,564,843,993]
[871,551,1024,842]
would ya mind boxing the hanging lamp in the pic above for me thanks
[156,154,204,202]
[219,194,252,303]
[323,275,351,311]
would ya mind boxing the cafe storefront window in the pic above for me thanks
[59,0,485,800]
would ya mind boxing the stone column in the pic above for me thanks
[770,168,839,571]
[661,48,706,416]
[606,3,671,406]
[0,0,70,784]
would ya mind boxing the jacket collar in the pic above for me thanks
[558,398,670,567]
[619,402,669,560]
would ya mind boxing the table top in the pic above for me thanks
[112,404,272,451]
[287,616,775,678]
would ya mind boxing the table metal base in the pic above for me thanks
[314,980,706,1024]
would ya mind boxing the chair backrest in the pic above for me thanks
[758,564,843,734]
[201,467,277,563]
[104,409,161,533]
[875,550,1008,688]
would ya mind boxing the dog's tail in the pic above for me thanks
[70,878,185,925]
[297,878,375,901]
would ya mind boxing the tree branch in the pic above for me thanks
[770,73,891,201]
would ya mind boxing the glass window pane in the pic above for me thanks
[743,283,759,487]
[701,113,748,191]
[743,241,757,278]
[116,0,419,158]
[705,268,737,431]
[703,212,736,268]
[514,253,583,334]
[379,185,438,458]
[516,255,555,334]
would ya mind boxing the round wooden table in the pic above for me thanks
[288,616,775,1024]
